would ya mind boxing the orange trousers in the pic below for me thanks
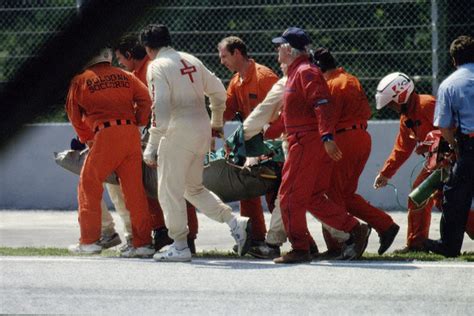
[150,197,199,239]
[240,197,267,242]
[408,168,474,248]
[78,125,151,247]
[324,129,394,250]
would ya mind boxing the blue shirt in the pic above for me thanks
[434,63,474,134]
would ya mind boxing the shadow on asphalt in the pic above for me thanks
[191,259,419,271]
[311,261,419,270]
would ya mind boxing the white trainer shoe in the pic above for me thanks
[153,244,192,262]
[120,245,155,258]
[230,217,252,256]
[68,243,103,254]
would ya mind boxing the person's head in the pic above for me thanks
[313,47,337,73]
[375,72,415,113]
[139,24,172,57]
[272,27,311,64]
[449,35,474,67]
[217,36,248,72]
[114,34,147,71]
[84,47,113,68]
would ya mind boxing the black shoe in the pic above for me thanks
[274,249,312,264]
[393,245,428,254]
[248,241,281,259]
[341,223,371,260]
[187,237,196,255]
[423,239,460,258]
[309,243,319,258]
[314,249,342,260]
[152,227,173,251]
[378,223,400,255]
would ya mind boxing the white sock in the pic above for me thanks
[174,240,188,251]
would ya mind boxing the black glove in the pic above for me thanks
[70,137,86,151]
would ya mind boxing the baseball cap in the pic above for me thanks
[272,27,311,50]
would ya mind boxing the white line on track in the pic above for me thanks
[1,256,473,269]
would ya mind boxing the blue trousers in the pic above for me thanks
[440,136,474,256]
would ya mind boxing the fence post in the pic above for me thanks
[431,0,439,95]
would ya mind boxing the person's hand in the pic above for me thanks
[211,126,224,138]
[244,157,259,167]
[143,143,158,168]
[373,174,389,189]
[324,140,342,161]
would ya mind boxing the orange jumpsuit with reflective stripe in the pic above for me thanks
[323,68,395,250]
[224,59,279,241]
[134,56,199,239]
[66,63,152,247]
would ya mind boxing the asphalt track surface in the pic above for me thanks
[1,210,473,314]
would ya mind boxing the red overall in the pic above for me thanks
[66,63,152,247]
[279,56,359,251]
[323,68,395,249]
[224,59,279,241]
[134,56,198,239]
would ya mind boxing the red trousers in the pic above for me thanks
[408,168,474,248]
[240,197,267,241]
[324,129,394,249]
[78,125,151,247]
[279,131,358,251]
[151,197,199,239]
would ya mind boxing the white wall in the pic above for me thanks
[0,122,423,210]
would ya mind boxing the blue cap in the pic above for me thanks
[272,27,311,50]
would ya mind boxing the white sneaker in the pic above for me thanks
[68,243,103,254]
[119,237,133,252]
[153,244,192,262]
[120,245,155,258]
[230,217,252,256]
[98,232,122,249]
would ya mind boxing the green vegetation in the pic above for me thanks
[1,247,472,262]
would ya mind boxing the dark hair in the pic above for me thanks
[218,36,248,58]
[312,47,337,72]
[450,35,474,66]
[139,24,172,49]
[114,33,147,60]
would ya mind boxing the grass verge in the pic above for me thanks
[0,247,473,261]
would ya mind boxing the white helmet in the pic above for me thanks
[84,48,113,68]
[375,72,414,110]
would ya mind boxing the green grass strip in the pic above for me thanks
[0,247,473,261]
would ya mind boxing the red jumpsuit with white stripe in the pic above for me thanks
[66,62,152,247]
[279,56,359,251]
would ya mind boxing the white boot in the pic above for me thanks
[68,243,103,254]
[120,245,155,258]
[153,243,192,262]
[229,216,252,256]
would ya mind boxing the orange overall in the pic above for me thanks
[134,56,199,239]
[224,59,279,241]
[323,68,395,250]
[380,94,441,248]
[66,63,152,247]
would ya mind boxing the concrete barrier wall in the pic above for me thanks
[0,122,423,210]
